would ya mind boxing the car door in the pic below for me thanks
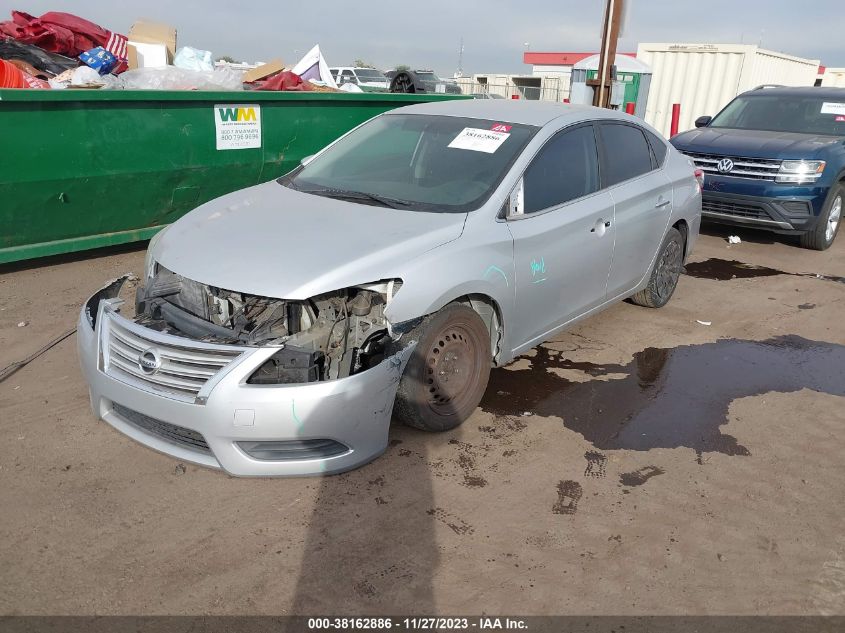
[506,123,616,349]
[597,122,674,298]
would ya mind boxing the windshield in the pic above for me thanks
[710,94,845,136]
[354,69,387,81]
[416,72,438,81]
[284,114,538,213]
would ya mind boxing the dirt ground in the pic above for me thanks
[1,224,843,616]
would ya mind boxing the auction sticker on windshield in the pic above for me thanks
[214,104,262,150]
[448,127,510,153]
[820,102,845,115]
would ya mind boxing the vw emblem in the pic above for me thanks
[138,348,162,374]
[717,158,734,173]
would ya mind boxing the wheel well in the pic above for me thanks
[454,294,503,364]
[673,219,690,260]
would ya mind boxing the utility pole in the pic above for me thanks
[589,0,624,108]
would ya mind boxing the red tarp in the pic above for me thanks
[252,71,313,91]
[0,10,113,57]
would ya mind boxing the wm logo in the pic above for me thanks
[217,107,257,122]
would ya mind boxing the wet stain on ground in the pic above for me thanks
[684,259,784,281]
[620,466,666,487]
[552,481,583,515]
[799,303,816,310]
[684,258,845,284]
[482,335,845,458]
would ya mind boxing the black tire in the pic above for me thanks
[799,184,842,251]
[630,227,685,308]
[393,304,491,432]
[389,71,417,94]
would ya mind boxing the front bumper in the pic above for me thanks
[77,288,413,477]
[700,175,828,234]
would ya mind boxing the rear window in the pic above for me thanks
[598,123,655,187]
[354,69,386,81]
[645,130,668,166]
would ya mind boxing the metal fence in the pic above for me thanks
[454,77,570,102]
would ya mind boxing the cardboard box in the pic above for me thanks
[243,59,285,83]
[129,20,177,63]
[126,43,139,70]
[128,41,169,68]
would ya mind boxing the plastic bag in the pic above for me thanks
[50,65,120,88]
[118,66,244,90]
[173,46,214,72]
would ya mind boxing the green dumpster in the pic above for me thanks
[0,89,466,264]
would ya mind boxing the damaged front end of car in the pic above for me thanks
[77,269,416,477]
[135,264,405,386]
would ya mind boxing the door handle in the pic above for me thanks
[655,198,671,208]
[590,219,612,233]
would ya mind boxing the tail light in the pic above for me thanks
[694,168,705,190]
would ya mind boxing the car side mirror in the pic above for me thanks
[508,178,525,217]
[300,154,315,167]
[695,116,712,128]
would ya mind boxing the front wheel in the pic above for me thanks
[630,227,685,308]
[393,304,491,432]
[800,185,842,251]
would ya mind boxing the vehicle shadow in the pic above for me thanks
[0,240,150,274]
[289,370,442,615]
[699,220,796,247]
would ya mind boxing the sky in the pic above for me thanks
[2,1,842,75]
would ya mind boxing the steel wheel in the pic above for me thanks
[425,325,476,414]
[393,304,491,432]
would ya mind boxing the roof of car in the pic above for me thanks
[389,99,631,127]
[742,86,845,98]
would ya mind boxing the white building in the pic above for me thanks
[637,43,821,136]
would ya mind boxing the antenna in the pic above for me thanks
[456,37,464,78]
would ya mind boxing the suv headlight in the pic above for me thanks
[776,160,825,184]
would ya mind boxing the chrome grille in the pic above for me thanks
[113,403,211,454]
[683,152,781,181]
[103,312,243,403]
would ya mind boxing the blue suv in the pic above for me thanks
[671,86,845,250]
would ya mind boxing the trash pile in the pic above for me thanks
[0,9,339,91]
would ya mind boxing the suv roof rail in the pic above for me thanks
[751,84,786,90]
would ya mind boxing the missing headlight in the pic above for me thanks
[248,346,324,385]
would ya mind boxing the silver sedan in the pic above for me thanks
[78,100,702,476]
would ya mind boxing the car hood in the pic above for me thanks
[671,127,842,158]
[153,181,467,300]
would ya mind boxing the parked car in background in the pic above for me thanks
[671,86,845,250]
[329,67,390,90]
[386,69,463,94]
[78,100,701,477]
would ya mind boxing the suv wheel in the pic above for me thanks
[800,185,842,251]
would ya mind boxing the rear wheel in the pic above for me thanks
[393,304,491,432]
[630,227,684,308]
[800,185,842,251]
[390,72,416,94]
